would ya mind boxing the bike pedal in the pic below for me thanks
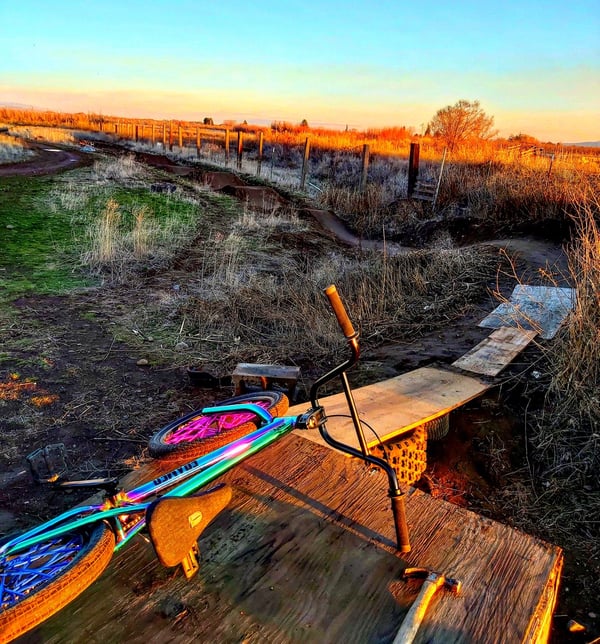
[26,443,68,484]
[181,543,200,579]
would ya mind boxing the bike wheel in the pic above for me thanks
[0,521,115,642]
[149,391,289,462]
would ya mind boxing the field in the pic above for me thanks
[0,120,598,642]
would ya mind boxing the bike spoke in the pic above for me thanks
[166,400,270,444]
[1,534,83,610]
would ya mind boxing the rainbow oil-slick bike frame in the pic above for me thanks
[0,285,410,642]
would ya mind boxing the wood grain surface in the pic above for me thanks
[290,367,490,449]
[17,434,561,644]
[452,327,538,376]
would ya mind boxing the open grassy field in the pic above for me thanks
[0,125,598,641]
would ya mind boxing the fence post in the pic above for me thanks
[408,142,420,197]
[178,125,183,149]
[547,153,555,177]
[300,137,310,189]
[169,121,174,151]
[237,130,243,170]
[162,123,167,148]
[196,127,201,156]
[135,124,139,142]
[360,144,370,192]
[257,132,264,176]
[224,129,230,166]
[151,124,156,146]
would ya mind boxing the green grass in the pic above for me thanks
[0,168,224,302]
[0,175,96,301]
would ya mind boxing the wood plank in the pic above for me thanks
[291,367,489,450]
[451,327,537,376]
[18,434,562,643]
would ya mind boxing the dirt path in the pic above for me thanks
[0,142,88,176]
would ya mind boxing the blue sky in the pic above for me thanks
[1,0,598,141]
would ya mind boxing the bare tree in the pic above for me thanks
[429,100,497,151]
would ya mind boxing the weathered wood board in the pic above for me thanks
[451,327,538,376]
[17,434,562,644]
[291,367,490,450]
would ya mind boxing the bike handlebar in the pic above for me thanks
[324,284,357,340]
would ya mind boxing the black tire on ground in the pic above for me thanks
[0,522,115,642]
[148,391,289,462]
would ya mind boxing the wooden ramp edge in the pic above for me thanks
[452,327,537,376]
[291,366,490,450]
[19,434,562,644]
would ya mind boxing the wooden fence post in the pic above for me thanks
[360,144,370,192]
[300,137,310,189]
[151,124,156,146]
[196,127,201,156]
[224,129,230,166]
[408,142,420,197]
[162,123,167,148]
[135,124,139,142]
[169,122,174,151]
[257,132,264,176]
[178,125,183,149]
[236,131,244,170]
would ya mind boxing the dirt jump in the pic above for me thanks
[1,141,595,643]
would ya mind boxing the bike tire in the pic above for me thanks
[148,391,289,462]
[0,521,115,643]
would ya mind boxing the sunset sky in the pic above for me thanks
[1,0,598,143]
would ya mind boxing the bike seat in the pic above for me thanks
[146,483,232,569]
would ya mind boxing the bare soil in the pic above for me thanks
[1,144,597,643]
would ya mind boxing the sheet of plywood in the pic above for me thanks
[24,434,562,643]
[290,366,489,451]
[451,327,538,376]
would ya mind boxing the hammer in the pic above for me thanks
[393,567,462,644]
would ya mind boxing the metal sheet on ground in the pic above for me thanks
[478,285,576,340]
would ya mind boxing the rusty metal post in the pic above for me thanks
[300,137,310,189]
[408,142,420,197]
[257,131,264,176]
[360,144,370,192]
[237,130,243,170]
[224,129,230,166]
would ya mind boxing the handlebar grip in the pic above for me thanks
[324,284,357,339]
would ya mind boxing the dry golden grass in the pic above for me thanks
[0,133,34,163]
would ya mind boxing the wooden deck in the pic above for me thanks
[18,434,561,644]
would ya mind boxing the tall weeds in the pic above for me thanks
[93,199,121,263]
[546,190,600,429]
[520,189,600,554]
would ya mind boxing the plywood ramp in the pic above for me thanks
[291,366,490,450]
[452,327,538,376]
[19,435,561,644]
